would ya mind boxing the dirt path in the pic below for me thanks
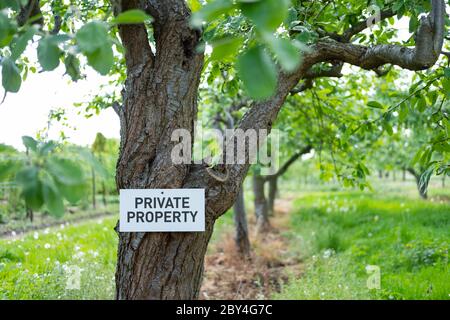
[200,196,303,300]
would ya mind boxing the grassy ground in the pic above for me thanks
[0,196,118,236]
[0,216,117,299]
[274,189,449,300]
[0,182,448,300]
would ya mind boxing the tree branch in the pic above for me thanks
[17,0,43,26]
[313,0,446,71]
[290,61,343,94]
[272,145,312,179]
[184,0,446,218]
[342,9,395,42]
[114,0,154,71]
[317,9,395,43]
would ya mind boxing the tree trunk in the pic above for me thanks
[26,207,33,222]
[378,170,383,179]
[102,181,107,207]
[114,2,211,299]
[233,184,251,258]
[393,170,396,182]
[267,176,278,216]
[113,0,297,297]
[402,168,406,181]
[91,167,96,209]
[408,168,428,199]
[253,173,270,233]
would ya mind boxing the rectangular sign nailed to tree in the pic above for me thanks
[119,189,205,232]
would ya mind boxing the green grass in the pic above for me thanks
[274,190,450,300]
[0,217,117,299]
[1,186,448,300]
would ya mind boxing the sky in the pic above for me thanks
[0,61,120,150]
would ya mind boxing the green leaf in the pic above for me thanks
[398,102,408,122]
[265,35,300,72]
[46,157,85,185]
[408,15,419,33]
[367,101,384,109]
[416,96,427,112]
[39,141,57,156]
[441,78,450,95]
[1,57,21,92]
[411,149,422,166]
[0,160,21,181]
[58,182,86,204]
[444,68,450,79]
[42,177,64,217]
[191,0,235,27]
[210,36,243,61]
[237,46,277,100]
[37,36,62,71]
[10,25,37,61]
[64,54,81,81]
[22,136,37,152]
[76,21,113,75]
[187,0,202,12]
[86,44,114,75]
[76,21,110,54]
[240,0,289,31]
[112,9,152,24]
[0,12,16,47]
[78,148,109,179]
[15,166,44,210]
[0,0,21,10]
[383,121,393,136]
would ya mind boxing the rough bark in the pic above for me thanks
[17,0,43,26]
[267,176,277,217]
[114,0,207,300]
[233,184,251,257]
[213,104,252,256]
[311,0,446,72]
[253,173,270,233]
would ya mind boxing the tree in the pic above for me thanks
[266,145,312,216]
[210,97,252,257]
[0,0,447,299]
[0,136,88,218]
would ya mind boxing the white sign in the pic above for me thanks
[120,189,205,232]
